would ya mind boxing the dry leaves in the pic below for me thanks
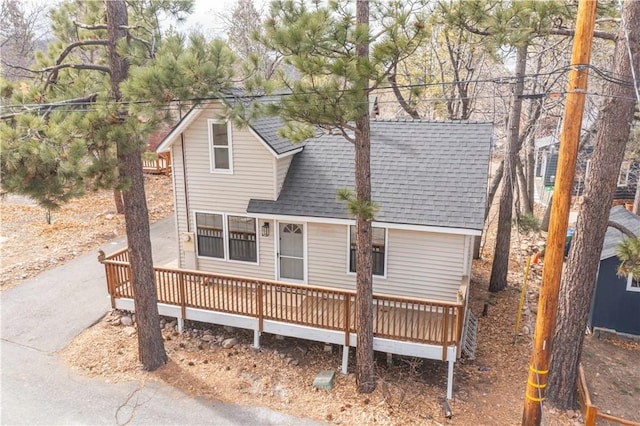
[0,175,174,290]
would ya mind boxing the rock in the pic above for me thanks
[290,359,299,366]
[123,326,136,337]
[110,318,121,326]
[522,326,531,335]
[566,410,576,418]
[201,335,215,342]
[120,316,133,326]
[222,337,238,349]
[279,353,287,359]
[105,214,115,220]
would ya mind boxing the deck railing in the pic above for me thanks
[101,249,463,357]
[141,152,171,176]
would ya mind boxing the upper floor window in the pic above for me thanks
[208,120,233,173]
[349,225,386,276]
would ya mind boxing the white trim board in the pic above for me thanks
[247,213,481,236]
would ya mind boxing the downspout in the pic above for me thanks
[181,133,190,233]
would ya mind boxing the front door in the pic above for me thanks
[278,223,304,282]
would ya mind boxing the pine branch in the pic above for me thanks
[549,27,615,41]
[73,21,107,30]
[387,68,421,119]
[0,93,98,120]
[609,220,637,239]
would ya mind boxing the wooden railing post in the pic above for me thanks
[106,264,116,308]
[257,281,264,333]
[441,307,449,361]
[178,273,186,321]
[344,295,351,346]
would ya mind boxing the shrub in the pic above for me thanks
[518,212,540,232]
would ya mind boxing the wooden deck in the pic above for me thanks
[102,248,463,359]
[142,152,171,176]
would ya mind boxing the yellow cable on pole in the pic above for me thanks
[514,253,539,344]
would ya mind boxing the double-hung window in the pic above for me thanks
[208,120,232,173]
[195,213,257,263]
[228,216,257,262]
[349,225,386,276]
[195,213,224,259]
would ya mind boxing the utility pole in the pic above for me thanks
[521,1,597,425]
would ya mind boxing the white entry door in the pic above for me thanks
[278,223,304,282]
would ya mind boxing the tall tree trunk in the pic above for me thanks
[488,44,527,293]
[633,177,640,214]
[355,0,375,394]
[526,133,536,214]
[541,195,552,232]
[485,160,504,218]
[113,188,124,214]
[106,0,167,371]
[516,155,531,216]
[547,1,640,408]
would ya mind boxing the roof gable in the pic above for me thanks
[600,206,640,260]
[156,103,301,157]
[248,120,493,231]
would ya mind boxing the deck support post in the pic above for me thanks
[446,356,454,400]
[177,318,184,333]
[253,330,260,349]
[341,345,349,374]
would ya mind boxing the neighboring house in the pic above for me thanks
[102,99,493,399]
[535,136,639,204]
[592,206,640,337]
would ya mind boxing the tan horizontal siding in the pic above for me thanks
[175,101,276,278]
[387,229,465,302]
[183,108,275,215]
[276,156,292,197]
[306,223,465,302]
[171,142,187,267]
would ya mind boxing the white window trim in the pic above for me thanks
[618,161,631,186]
[194,211,259,265]
[346,225,388,279]
[276,221,307,284]
[626,274,640,292]
[208,119,233,174]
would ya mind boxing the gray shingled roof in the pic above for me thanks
[248,120,493,231]
[249,117,305,155]
[600,206,640,260]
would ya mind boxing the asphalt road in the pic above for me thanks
[1,216,318,425]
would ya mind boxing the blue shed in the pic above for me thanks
[591,206,640,337]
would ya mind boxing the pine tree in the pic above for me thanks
[0,0,238,371]
[260,0,428,393]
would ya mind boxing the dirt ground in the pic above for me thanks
[2,173,639,425]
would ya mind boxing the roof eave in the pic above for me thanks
[156,107,204,152]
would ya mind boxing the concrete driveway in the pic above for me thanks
[1,216,318,425]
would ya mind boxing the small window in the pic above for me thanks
[618,161,631,186]
[209,120,232,172]
[349,225,385,276]
[196,213,224,258]
[228,216,257,262]
[627,274,640,292]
